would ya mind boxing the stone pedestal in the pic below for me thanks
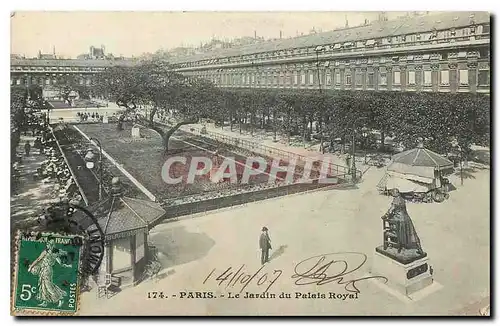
[371,248,433,297]
[131,126,141,138]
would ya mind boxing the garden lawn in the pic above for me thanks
[75,123,300,200]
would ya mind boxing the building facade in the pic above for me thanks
[170,12,490,94]
[10,58,137,89]
[10,12,490,95]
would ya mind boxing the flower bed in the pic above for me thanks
[52,123,147,203]
[75,123,308,201]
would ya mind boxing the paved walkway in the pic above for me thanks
[80,164,490,316]
[10,136,58,231]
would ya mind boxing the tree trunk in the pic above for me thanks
[287,112,292,145]
[230,111,234,131]
[149,106,158,127]
[272,109,277,142]
[302,115,307,146]
[251,112,255,136]
[151,119,197,155]
[380,130,385,151]
[309,115,314,136]
[239,114,242,134]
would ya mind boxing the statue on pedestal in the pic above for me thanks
[371,188,433,296]
[378,188,425,263]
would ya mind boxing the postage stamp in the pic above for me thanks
[11,232,83,316]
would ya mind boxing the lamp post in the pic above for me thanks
[44,99,51,126]
[361,127,369,164]
[351,117,365,181]
[84,137,103,200]
[315,45,326,153]
[451,139,464,186]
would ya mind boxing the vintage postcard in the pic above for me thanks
[10,11,491,316]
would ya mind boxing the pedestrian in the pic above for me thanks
[34,137,43,154]
[24,141,31,156]
[346,154,352,175]
[259,226,272,265]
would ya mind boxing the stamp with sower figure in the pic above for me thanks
[12,232,84,315]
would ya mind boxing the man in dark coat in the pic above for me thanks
[259,227,272,265]
[24,141,31,156]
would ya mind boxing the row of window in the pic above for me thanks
[13,66,100,72]
[11,77,92,86]
[194,67,490,88]
[176,24,490,69]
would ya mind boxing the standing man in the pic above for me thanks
[259,227,272,265]
[346,154,352,175]
[24,141,31,157]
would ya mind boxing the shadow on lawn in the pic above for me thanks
[150,226,215,269]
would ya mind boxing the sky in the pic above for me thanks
[10,11,408,58]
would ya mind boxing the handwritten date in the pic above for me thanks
[203,264,282,293]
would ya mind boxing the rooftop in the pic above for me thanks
[74,195,166,239]
[170,11,490,64]
[11,58,139,68]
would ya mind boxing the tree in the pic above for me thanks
[11,87,27,160]
[97,59,223,154]
[54,75,81,104]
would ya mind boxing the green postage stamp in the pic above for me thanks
[11,232,83,316]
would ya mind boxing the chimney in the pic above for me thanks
[254,30,257,39]
[279,30,282,39]
[345,15,349,28]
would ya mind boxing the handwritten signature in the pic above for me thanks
[292,252,388,293]
[203,252,387,295]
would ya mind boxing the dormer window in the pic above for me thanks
[430,29,438,39]
[366,40,375,46]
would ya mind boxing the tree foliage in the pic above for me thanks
[94,59,490,157]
